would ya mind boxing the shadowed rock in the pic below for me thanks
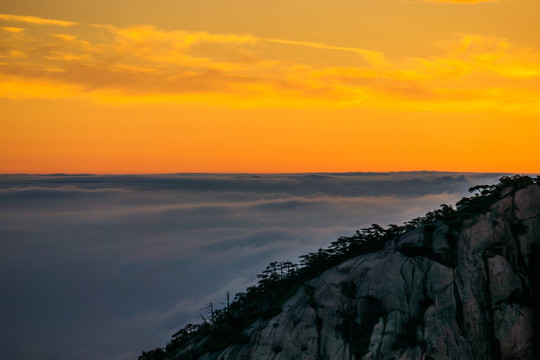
[162,182,540,360]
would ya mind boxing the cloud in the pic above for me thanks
[0,15,539,110]
[0,26,25,33]
[265,38,388,67]
[0,13,76,26]
[109,25,258,47]
[0,172,508,360]
[433,34,540,78]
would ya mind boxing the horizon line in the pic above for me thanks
[0,170,519,176]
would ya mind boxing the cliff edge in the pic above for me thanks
[145,177,540,360]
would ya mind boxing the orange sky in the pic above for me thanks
[1,0,539,173]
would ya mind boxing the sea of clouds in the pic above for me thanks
[0,172,505,360]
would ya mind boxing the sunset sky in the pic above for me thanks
[1,0,539,173]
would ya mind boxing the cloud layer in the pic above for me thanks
[0,172,505,360]
[0,13,539,111]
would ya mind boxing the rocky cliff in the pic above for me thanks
[158,180,540,360]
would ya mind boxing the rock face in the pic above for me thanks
[184,185,540,360]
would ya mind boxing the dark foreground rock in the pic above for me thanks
[159,182,540,360]
[181,185,540,360]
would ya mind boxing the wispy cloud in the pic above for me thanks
[0,14,539,111]
[0,26,25,33]
[265,38,388,67]
[0,14,76,26]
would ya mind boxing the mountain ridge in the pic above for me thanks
[141,175,540,360]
